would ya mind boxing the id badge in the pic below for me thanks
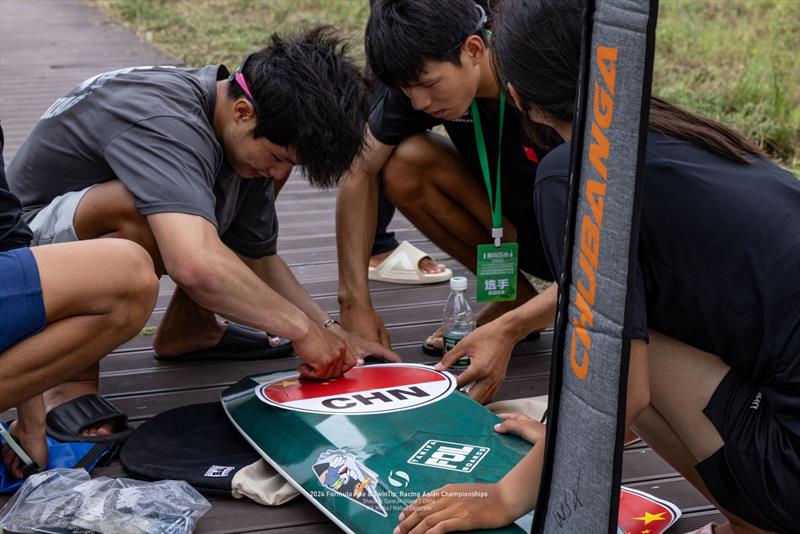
[476,242,518,302]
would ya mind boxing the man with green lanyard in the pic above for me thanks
[336,0,558,403]
[471,92,519,305]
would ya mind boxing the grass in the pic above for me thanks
[138,325,158,337]
[92,0,799,174]
[655,1,799,172]
[92,0,370,69]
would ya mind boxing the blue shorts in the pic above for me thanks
[0,247,46,352]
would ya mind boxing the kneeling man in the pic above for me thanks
[8,28,399,417]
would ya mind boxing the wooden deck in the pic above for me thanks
[0,1,723,532]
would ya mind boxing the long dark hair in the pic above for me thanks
[491,0,765,163]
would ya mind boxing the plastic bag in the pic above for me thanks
[0,468,211,533]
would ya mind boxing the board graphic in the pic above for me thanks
[222,364,532,533]
[222,363,679,534]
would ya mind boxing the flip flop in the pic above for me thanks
[421,330,542,358]
[368,241,452,285]
[46,394,132,446]
[155,323,294,361]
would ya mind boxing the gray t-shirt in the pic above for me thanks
[7,65,278,258]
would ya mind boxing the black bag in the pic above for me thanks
[120,402,260,497]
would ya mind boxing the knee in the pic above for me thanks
[106,240,158,333]
[123,240,159,313]
[382,135,434,207]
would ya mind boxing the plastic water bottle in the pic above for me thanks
[442,276,475,367]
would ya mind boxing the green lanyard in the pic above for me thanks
[470,91,506,247]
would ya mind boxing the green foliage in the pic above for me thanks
[654,1,799,172]
[93,0,370,70]
[93,0,799,173]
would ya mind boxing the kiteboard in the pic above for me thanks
[221,363,680,534]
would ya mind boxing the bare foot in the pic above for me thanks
[153,287,226,357]
[2,421,47,479]
[425,326,445,351]
[369,249,446,274]
[154,320,284,358]
[43,367,114,436]
[153,320,225,358]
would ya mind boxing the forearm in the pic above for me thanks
[178,244,310,341]
[336,169,379,308]
[496,436,547,520]
[243,254,331,326]
[148,212,311,341]
[497,283,559,341]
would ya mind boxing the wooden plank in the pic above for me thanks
[622,447,679,483]
[0,0,179,160]
[626,477,711,512]
[195,498,327,534]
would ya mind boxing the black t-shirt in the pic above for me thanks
[534,131,800,423]
[0,125,33,252]
[368,82,550,242]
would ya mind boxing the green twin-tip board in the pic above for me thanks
[221,363,532,534]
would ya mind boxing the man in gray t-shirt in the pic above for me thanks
[8,29,398,404]
[12,64,280,259]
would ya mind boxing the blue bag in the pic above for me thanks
[0,422,114,493]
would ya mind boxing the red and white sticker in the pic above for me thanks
[618,486,681,534]
[256,364,456,415]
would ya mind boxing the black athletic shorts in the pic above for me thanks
[460,150,553,282]
[697,369,800,533]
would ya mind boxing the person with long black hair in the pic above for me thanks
[402,1,800,533]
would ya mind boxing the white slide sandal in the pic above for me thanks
[368,240,453,285]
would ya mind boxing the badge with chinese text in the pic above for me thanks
[476,242,518,302]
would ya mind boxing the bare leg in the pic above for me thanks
[74,181,164,274]
[1,396,46,479]
[42,363,102,430]
[72,180,225,356]
[0,239,157,477]
[383,133,537,347]
[152,285,224,357]
[631,331,774,534]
